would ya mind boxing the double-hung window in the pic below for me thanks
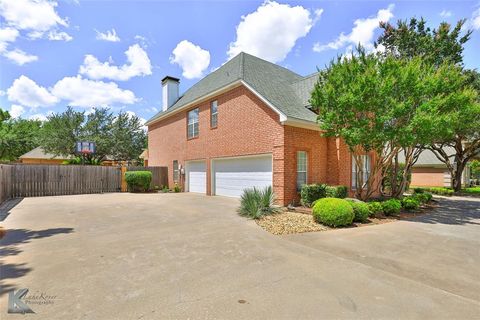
[210,101,218,128]
[297,151,308,191]
[187,108,199,139]
[173,160,179,182]
[352,155,371,189]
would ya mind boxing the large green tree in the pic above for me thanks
[40,107,146,164]
[376,17,471,66]
[310,48,476,199]
[376,18,479,191]
[0,109,42,161]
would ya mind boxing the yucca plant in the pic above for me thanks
[238,186,281,219]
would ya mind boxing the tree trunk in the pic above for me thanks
[451,162,465,192]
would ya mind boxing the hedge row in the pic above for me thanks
[312,191,433,228]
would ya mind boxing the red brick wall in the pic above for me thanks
[148,85,283,195]
[411,167,447,187]
[148,84,354,205]
[282,126,329,205]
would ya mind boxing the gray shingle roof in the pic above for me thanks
[146,52,319,124]
[19,147,72,160]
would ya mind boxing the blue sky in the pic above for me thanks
[1,0,479,124]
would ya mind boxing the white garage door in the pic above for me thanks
[213,154,272,197]
[186,161,206,193]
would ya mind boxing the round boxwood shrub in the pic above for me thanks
[367,201,383,217]
[381,199,401,216]
[312,198,354,227]
[125,171,152,192]
[402,197,420,210]
[348,201,370,222]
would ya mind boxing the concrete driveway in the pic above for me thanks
[0,193,479,319]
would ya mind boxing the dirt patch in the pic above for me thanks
[256,212,330,235]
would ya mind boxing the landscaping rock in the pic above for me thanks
[256,212,329,235]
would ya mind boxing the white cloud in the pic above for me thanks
[7,75,58,107]
[228,1,321,63]
[47,30,73,41]
[29,113,48,121]
[0,0,68,34]
[79,44,152,81]
[3,48,38,65]
[440,10,452,18]
[472,8,480,30]
[313,4,394,53]
[0,27,19,52]
[126,110,147,130]
[51,76,137,107]
[95,29,120,42]
[170,40,210,79]
[9,104,24,118]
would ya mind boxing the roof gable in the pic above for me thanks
[146,52,318,125]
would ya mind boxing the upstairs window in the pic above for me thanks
[297,151,308,191]
[352,155,371,189]
[187,108,199,139]
[211,100,218,128]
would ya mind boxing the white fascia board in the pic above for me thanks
[281,118,322,131]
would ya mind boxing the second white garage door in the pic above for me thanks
[213,154,272,197]
[186,160,206,193]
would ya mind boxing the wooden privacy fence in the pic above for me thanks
[0,164,14,204]
[0,164,169,204]
[2,164,122,199]
[125,166,168,190]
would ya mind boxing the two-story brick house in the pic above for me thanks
[146,52,361,205]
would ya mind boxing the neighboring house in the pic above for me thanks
[139,149,148,166]
[409,148,471,187]
[146,52,364,205]
[19,147,72,164]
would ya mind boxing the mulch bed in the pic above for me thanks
[256,201,438,235]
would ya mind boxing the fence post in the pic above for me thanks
[121,166,127,192]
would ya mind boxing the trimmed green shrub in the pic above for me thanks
[382,199,401,216]
[238,186,281,219]
[464,187,480,194]
[300,184,326,207]
[424,192,433,202]
[312,198,354,227]
[413,187,453,196]
[412,193,429,204]
[402,197,420,210]
[368,201,383,217]
[325,185,348,199]
[348,200,370,222]
[413,187,424,194]
[125,171,152,192]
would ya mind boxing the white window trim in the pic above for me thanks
[352,155,371,189]
[211,100,218,128]
[187,108,199,139]
[297,151,308,190]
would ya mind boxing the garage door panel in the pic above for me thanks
[214,155,272,197]
[186,161,206,194]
